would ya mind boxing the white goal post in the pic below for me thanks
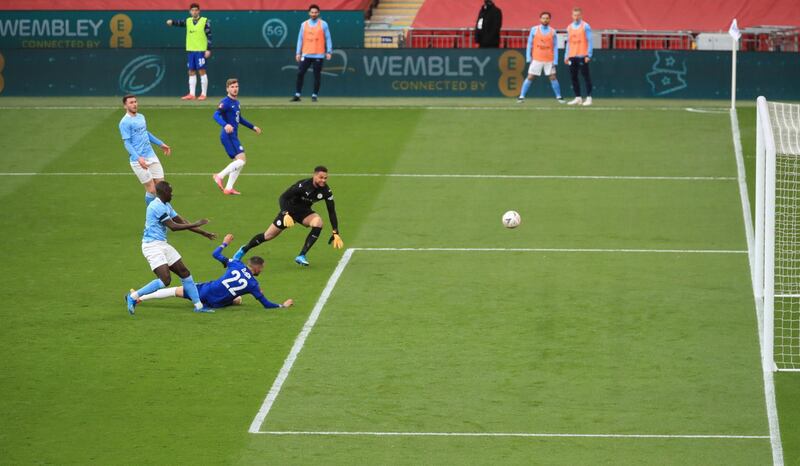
[756,96,800,372]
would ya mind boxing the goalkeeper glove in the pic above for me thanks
[282,212,295,228]
[328,231,343,249]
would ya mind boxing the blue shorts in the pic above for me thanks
[184,282,231,308]
[220,132,244,158]
[187,51,207,71]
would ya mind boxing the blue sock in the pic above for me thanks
[145,192,156,205]
[181,275,203,309]
[519,79,532,98]
[135,278,164,298]
[550,79,562,99]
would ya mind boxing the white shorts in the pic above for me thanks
[528,60,555,76]
[142,240,181,270]
[130,157,164,184]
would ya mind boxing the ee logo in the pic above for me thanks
[498,50,525,97]
[110,13,133,48]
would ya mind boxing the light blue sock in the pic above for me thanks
[136,278,164,298]
[519,79,532,98]
[181,275,203,309]
[145,192,156,205]
[550,79,562,99]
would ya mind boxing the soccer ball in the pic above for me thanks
[502,210,521,229]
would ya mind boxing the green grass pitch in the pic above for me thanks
[0,97,797,464]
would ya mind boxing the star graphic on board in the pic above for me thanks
[665,56,676,67]
[662,76,672,85]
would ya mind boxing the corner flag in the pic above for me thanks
[729,19,741,40]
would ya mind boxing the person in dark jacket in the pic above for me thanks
[475,0,502,48]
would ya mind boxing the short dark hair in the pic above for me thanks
[540,11,551,18]
[122,94,136,104]
[308,4,320,11]
[249,256,265,266]
[190,3,200,9]
[314,165,328,173]
[155,180,171,196]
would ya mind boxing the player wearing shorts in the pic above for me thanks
[212,78,261,195]
[517,12,563,103]
[135,234,294,310]
[119,95,172,205]
[125,181,217,315]
[232,166,343,267]
[166,2,212,100]
[564,7,593,106]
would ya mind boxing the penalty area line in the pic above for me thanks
[254,430,770,440]
[0,172,737,181]
[352,247,748,254]
[247,248,355,434]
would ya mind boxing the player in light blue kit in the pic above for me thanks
[135,234,294,310]
[212,78,261,196]
[125,181,217,315]
[119,95,172,205]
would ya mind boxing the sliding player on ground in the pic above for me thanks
[233,166,343,267]
[212,78,261,195]
[119,95,172,205]
[564,7,593,106]
[517,11,564,103]
[136,234,294,310]
[125,181,217,315]
[166,2,212,100]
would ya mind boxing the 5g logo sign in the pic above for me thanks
[262,19,288,48]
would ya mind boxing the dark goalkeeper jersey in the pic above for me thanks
[279,178,338,230]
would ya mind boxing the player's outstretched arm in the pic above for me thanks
[324,199,343,248]
[166,216,216,239]
[212,234,233,266]
[148,132,170,155]
[252,287,293,309]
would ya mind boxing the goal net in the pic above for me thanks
[756,97,800,371]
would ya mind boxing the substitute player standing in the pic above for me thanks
[136,234,294,310]
[119,95,171,205]
[291,4,332,102]
[232,166,343,267]
[517,11,564,103]
[125,181,216,315]
[166,3,212,100]
[212,78,261,195]
[564,7,593,106]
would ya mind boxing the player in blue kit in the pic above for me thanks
[125,181,217,315]
[212,78,261,196]
[119,95,172,205]
[135,234,294,310]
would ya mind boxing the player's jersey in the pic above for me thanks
[213,97,254,135]
[142,198,178,243]
[527,25,558,64]
[203,247,280,308]
[280,178,334,210]
[119,113,159,161]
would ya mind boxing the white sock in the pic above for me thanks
[226,166,242,190]
[188,75,197,96]
[218,158,245,178]
[200,74,208,96]
[139,287,178,301]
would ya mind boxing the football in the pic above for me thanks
[502,210,521,229]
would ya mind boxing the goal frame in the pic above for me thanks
[755,95,800,372]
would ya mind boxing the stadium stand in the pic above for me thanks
[407,0,800,51]
[0,0,375,10]
[364,0,424,48]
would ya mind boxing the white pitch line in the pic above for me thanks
[247,248,355,434]
[255,430,770,440]
[353,247,747,254]
[729,108,785,466]
[0,172,736,181]
[0,105,729,112]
